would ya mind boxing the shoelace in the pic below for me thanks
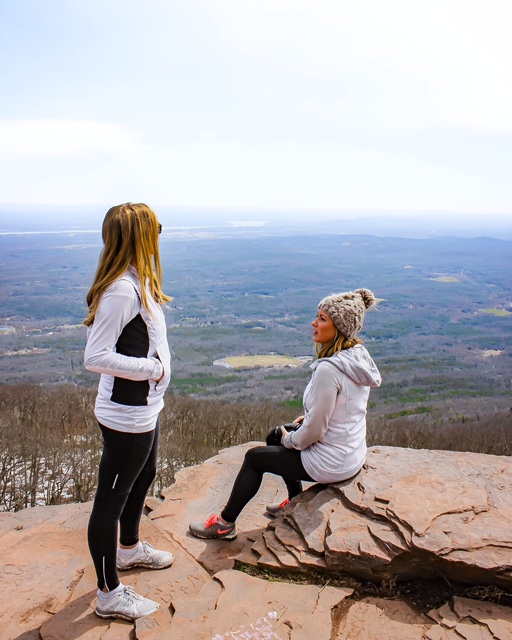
[140,541,155,557]
[122,586,144,603]
[204,514,220,528]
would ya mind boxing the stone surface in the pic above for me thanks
[0,502,209,640]
[149,442,298,575]
[0,443,511,639]
[334,597,432,639]
[425,596,512,640]
[238,447,512,588]
[165,569,353,640]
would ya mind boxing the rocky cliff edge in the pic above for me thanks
[1,445,511,639]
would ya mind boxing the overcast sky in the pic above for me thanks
[1,0,511,216]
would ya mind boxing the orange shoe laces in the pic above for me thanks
[205,514,220,528]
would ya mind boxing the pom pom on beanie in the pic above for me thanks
[318,288,376,340]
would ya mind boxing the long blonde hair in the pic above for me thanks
[84,203,171,327]
[316,330,361,359]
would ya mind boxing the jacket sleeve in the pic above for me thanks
[283,363,341,450]
[84,280,164,381]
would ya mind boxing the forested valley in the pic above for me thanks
[1,225,511,511]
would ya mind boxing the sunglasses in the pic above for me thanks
[158,223,162,234]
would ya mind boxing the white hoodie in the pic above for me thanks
[283,344,381,483]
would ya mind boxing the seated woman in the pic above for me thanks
[189,288,382,540]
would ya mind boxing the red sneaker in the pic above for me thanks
[265,498,290,516]
[189,514,237,540]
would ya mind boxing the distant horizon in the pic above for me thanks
[0,203,511,218]
[1,205,511,241]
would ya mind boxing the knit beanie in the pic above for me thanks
[318,288,376,340]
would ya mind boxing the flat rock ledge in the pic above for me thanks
[244,446,512,588]
[0,444,510,639]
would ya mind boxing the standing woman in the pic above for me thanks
[189,289,381,540]
[84,203,173,621]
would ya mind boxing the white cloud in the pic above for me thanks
[0,120,138,155]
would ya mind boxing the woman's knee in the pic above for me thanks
[244,445,269,464]
[243,445,284,473]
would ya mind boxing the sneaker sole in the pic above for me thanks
[95,605,159,621]
[117,558,175,571]
[190,531,237,541]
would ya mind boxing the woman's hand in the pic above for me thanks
[293,415,305,425]
[155,365,165,383]
[280,425,288,444]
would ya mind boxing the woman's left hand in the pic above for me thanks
[280,425,288,445]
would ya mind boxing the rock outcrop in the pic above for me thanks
[254,447,512,587]
[0,444,510,639]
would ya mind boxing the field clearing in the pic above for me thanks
[215,354,304,369]
[480,349,503,358]
[428,276,460,283]
[481,309,512,317]
[4,347,50,356]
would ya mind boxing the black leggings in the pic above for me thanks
[87,420,159,591]
[221,445,314,523]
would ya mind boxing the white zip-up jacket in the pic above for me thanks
[283,344,381,483]
[84,266,171,433]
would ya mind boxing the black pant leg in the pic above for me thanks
[87,423,157,591]
[221,445,314,523]
[119,421,160,546]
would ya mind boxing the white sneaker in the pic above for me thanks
[117,541,175,571]
[95,585,159,621]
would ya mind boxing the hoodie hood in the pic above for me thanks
[311,344,381,388]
